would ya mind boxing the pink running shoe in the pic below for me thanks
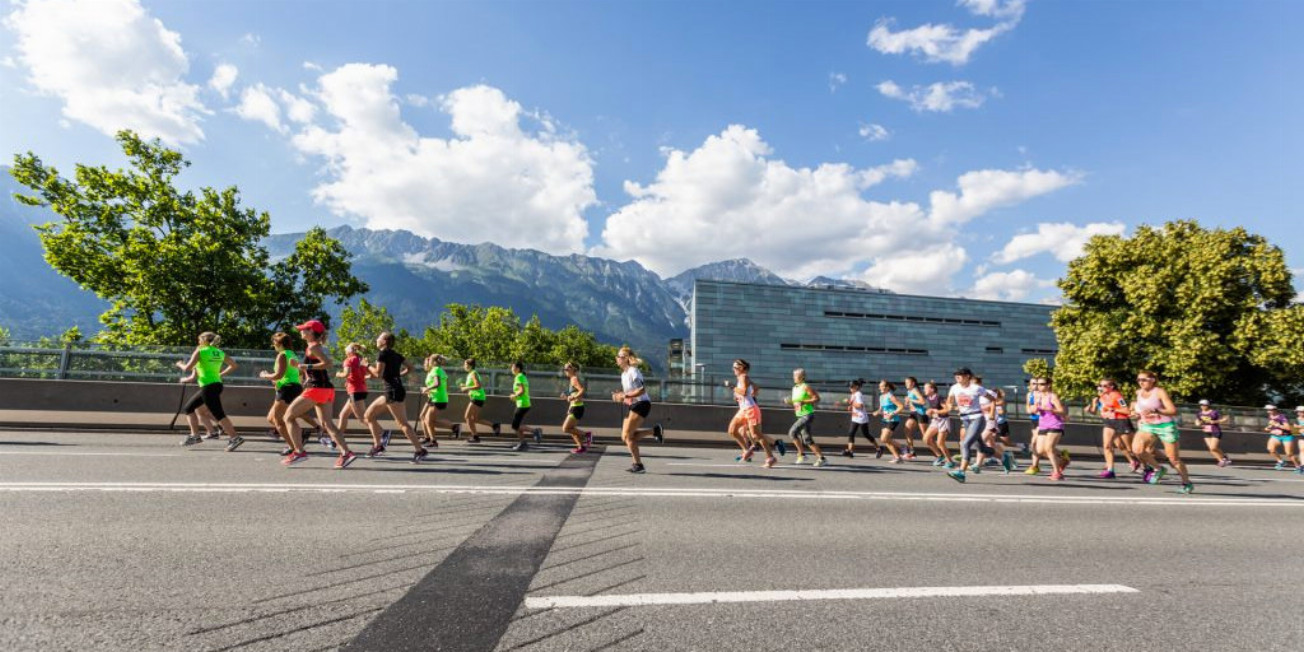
[1050,471,1065,481]
[763,456,777,469]
[282,452,309,466]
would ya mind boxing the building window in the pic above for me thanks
[985,346,1004,353]
[780,343,928,355]
[825,311,1000,327]
[1021,348,1057,355]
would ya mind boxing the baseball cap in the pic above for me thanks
[1296,406,1304,412]
[1198,399,1209,406]
[295,319,326,334]
[1264,404,1278,411]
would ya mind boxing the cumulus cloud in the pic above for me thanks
[860,244,969,296]
[993,221,1126,264]
[828,72,847,92]
[277,88,316,124]
[233,83,284,133]
[290,66,595,253]
[208,63,238,99]
[928,168,1082,227]
[877,80,992,112]
[968,268,1053,301]
[859,123,890,141]
[868,0,1025,66]
[4,0,207,144]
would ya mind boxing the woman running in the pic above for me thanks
[1294,408,1304,475]
[1091,378,1140,478]
[982,388,1017,473]
[1194,399,1231,467]
[921,381,952,467]
[785,368,826,466]
[1030,378,1069,481]
[560,362,593,453]
[420,354,461,446]
[335,343,369,438]
[508,361,545,451]
[1024,378,1043,473]
[902,377,927,460]
[730,359,779,468]
[1264,405,1299,471]
[874,380,905,463]
[842,379,875,458]
[945,368,996,483]
[1129,370,1193,493]
[361,332,428,462]
[612,346,663,474]
[258,332,320,455]
[460,358,499,443]
[281,320,356,468]
[176,332,242,450]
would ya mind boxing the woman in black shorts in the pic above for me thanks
[362,332,429,462]
[560,362,592,453]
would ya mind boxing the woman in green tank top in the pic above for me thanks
[419,354,461,445]
[459,358,499,443]
[259,332,322,454]
[175,331,241,450]
[560,361,592,453]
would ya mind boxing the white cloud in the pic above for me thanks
[858,122,890,141]
[968,268,1053,301]
[860,244,969,296]
[993,221,1125,264]
[277,89,316,124]
[240,32,260,46]
[867,0,1025,66]
[303,61,322,71]
[928,168,1083,227]
[4,0,206,144]
[405,93,431,107]
[233,83,284,133]
[828,72,847,92]
[290,66,595,254]
[877,80,992,112]
[208,63,238,99]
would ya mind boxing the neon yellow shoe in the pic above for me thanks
[1024,464,1041,475]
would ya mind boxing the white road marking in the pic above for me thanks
[0,482,1297,506]
[0,450,183,458]
[525,584,1140,609]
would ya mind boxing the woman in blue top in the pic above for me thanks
[873,380,905,463]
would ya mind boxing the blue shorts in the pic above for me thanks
[1270,434,1295,443]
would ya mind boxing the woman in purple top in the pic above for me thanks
[1193,400,1231,467]
[1263,405,1299,471]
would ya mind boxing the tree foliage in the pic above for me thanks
[1051,220,1301,403]
[9,131,367,348]
[1022,357,1052,381]
[333,298,407,357]
[410,304,620,369]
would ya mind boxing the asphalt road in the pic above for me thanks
[1,429,1301,651]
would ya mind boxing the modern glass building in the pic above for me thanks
[688,279,1057,389]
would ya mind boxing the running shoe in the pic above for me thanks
[969,463,982,474]
[204,431,220,440]
[425,438,439,448]
[1098,469,1116,479]
[1050,471,1065,481]
[511,441,529,452]
[1216,458,1230,468]
[947,470,966,483]
[367,445,386,458]
[943,460,956,469]
[181,435,203,447]
[626,463,646,474]
[794,454,807,465]
[903,452,917,461]
[225,436,245,452]
[763,456,778,469]
[932,457,946,467]
[468,435,481,444]
[1142,468,1154,484]
[584,431,594,448]
[1148,467,1167,484]
[380,430,392,447]
[412,448,429,463]
[775,439,786,456]
[318,434,331,448]
[1179,483,1195,494]
[280,446,293,456]
[1024,464,1040,475]
[570,446,586,454]
[1059,450,1071,469]
[335,452,357,469]
[282,451,309,466]
[1001,451,1015,472]
[1129,460,1143,473]
[888,457,903,464]
[841,449,854,458]
[813,457,828,467]
[875,447,885,460]
[735,451,752,463]
[265,428,280,441]
[451,423,462,439]
[1274,460,1287,471]
[533,427,543,444]
[491,423,502,436]
[653,423,665,444]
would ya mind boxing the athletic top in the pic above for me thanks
[303,354,332,389]
[995,402,1008,425]
[195,345,225,387]
[344,355,367,394]
[1034,392,1064,430]
[1267,413,1289,435]
[926,393,943,413]
[850,391,869,424]
[376,349,405,394]
[1197,408,1222,436]
[513,372,531,408]
[735,381,758,410]
[907,388,927,416]
[622,368,650,404]
[1027,391,1040,423]
[461,370,486,402]
[1134,391,1173,425]
[426,367,448,403]
[791,383,814,416]
[948,383,988,418]
[277,350,301,388]
[880,392,901,420]
[566,378,585,407]
[1099,390,1130,419]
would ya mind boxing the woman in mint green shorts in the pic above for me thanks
[1130,370,1193,494]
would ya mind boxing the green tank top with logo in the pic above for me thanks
[196,346,224,387]
[791,383,814,416]
[514,372,531,408]
[278,350,301,388]
[427,367,449,403]
[462,370,486,401]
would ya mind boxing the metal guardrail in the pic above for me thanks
[0,341,1285,430]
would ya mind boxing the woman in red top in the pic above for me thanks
[335,342,370,436]
[1091,378,1140,479]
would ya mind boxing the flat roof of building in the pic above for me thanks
[691,278,1058,311]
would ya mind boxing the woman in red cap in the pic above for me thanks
[281,319,357,469]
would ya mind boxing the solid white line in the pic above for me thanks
[0,450,183,458]
[0,482,1297,506]
[525,584,1140,609]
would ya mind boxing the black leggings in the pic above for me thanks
[184,383,227,421]
[847,421,872,443]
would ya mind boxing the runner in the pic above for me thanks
[874,380,905,463]
[420,354,461,447]
[258,332,320,455]
[281,320,356,468]
[335,342,369,439]
[982,388,1017,473]
[1194,399,1231,467]
[921,381,952,467]
[842,379,878,458]
[729,359,779,468]
[560,362,593,453]
[945,368,996,483]
[1024,378,1043,473]
[1129,370,1193,493]
[902,377,927,460]
[612,346,663,473]
[175,332,242,450]
[1093,378,1140,478]
[507,361,545,451]
[1263,405,1299,471]
[362,332,428,462]
[1030,378,1069,481]
[1294,408,1304,475]
[784,368,826,466]
[460,358,499,443]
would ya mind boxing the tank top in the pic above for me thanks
[622,368,650,404]
[462,370,486,401]
[1197,409,1222,435]
[791,383,814,416]
[303,353,332,389]
[1134,391,1172,424]
[736,381,758,410]
[195,346,224,386]
[427,367,449,403]
[880,392,900,419]
[850,391,869,424]
[344,355,367,394]
[277,350,301,388]
[908,388,927,415]
[1035,392,1064,430]
[1268,413,1289,435]
[513,373,531,408]
[566,377,585,407]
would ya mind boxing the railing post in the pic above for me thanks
[659,379,667,402]
[57,342,72,380]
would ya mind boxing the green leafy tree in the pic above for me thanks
[551,324,621,369]
[0,326,10,345]
[1022,357,1052,381]
[9,131,367,348]
[334,298,407,357]
[512,315,558,363]
[409,303,619,369]
[1051,220,1300,403]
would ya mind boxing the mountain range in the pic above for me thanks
[2,169,889,363]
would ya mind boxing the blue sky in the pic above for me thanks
[2,0,1301,303]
